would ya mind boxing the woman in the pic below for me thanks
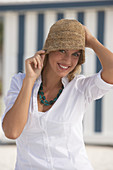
[1,19,113,170]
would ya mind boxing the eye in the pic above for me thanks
[59,50,66,53]
[73,52,81,58]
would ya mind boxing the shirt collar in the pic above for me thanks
[35,74,69,88]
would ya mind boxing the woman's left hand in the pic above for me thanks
[83,26,113,84]
[84,26,95,48]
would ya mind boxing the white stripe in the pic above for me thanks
[3,12,18,96]
[83,11,97,136]
[44,11,56,43]
[102,9,113,136]
[24,11,37,71]
[64,10,77,20]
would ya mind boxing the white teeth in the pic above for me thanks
[59,64,68,69]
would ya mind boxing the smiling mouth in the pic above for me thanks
[58,63,70,70]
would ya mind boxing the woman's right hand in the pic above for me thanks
[25,50,46,82]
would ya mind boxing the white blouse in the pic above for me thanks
[1,71,113,170]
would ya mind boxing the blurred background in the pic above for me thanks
[0,0,113,169]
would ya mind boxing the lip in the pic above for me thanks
[57,63,70,70]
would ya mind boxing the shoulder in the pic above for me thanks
[73,74,86,86]
[72,70,113,92]
[12,72,25,82]
[71,73,99,93]
[12,72,25,80]
[10,72,26,90]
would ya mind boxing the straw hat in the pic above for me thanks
[43,19,85,81]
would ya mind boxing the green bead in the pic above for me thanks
[49,100,54,104]
[45,100,49,103]
[41,100,44,104]
[38,91,41,95]
[44,103,49,106]
[57,94,60,98]
[53,98,57,101]
[40,91,44,95]
[40,86,43,90]
[42,96,46,100]
[40,85,43,90]
[39,95,42,99]
[59,89,62,93]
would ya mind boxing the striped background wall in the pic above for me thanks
[2,5,113,144]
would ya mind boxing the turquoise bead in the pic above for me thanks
[45,100,49,103]
[38,91,41,95]
[49,100,54,104]
[53,98,57,101]
[59,89,62,93]
[41,100,44,104]
[39,95,42,99]
[40,86,43,90]
[42,96,46,100]
[40,91,44,95]
[44,103,49,106]
[57,94,60,98]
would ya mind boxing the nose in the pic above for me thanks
[63,52,72,64]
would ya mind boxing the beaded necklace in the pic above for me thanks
[38,82,64,106]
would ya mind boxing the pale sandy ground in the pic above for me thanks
[0,144,113,170]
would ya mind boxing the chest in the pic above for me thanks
[32,84,85,124]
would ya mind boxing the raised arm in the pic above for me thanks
[84,26,113,84]
[2,50,45,139]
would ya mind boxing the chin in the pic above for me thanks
[57,72,69,78]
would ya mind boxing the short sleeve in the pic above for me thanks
[76,70,113,104]
[95,70,113,90]
[1,72,25,128]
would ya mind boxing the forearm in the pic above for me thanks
[87,34,113,83]
[2,77,34,139]
[89,37,113,70]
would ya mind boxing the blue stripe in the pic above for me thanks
[57,13,64,20]
[95,11,105,132]
[18,15,25,72]
[77,12,84,25]
[37,14,44,51]
[0,1,113,11]
[77,12,84,73]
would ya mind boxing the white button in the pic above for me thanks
[47,158,50,162]
[45,145,49,150]
[44,141,48,145]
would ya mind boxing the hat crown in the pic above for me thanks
[50,19,84,35]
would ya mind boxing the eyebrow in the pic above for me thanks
[72,51,82,54]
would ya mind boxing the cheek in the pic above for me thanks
[49,56,57,65]
[49,53,61,65]
[72,58,79,67]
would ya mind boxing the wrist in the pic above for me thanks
[23,76,36,87]
[88,36,98,49]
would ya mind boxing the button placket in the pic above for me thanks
[41,117,54,169]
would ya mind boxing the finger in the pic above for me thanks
[40,53,45,63]
[35,55,42,69]
[26,57,37,67]
[32,57,38,69]
[35,50,46,55]
[35,53,45,67]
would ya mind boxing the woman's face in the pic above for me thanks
[47,49,81,78]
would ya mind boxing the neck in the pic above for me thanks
[42,64,62,89]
